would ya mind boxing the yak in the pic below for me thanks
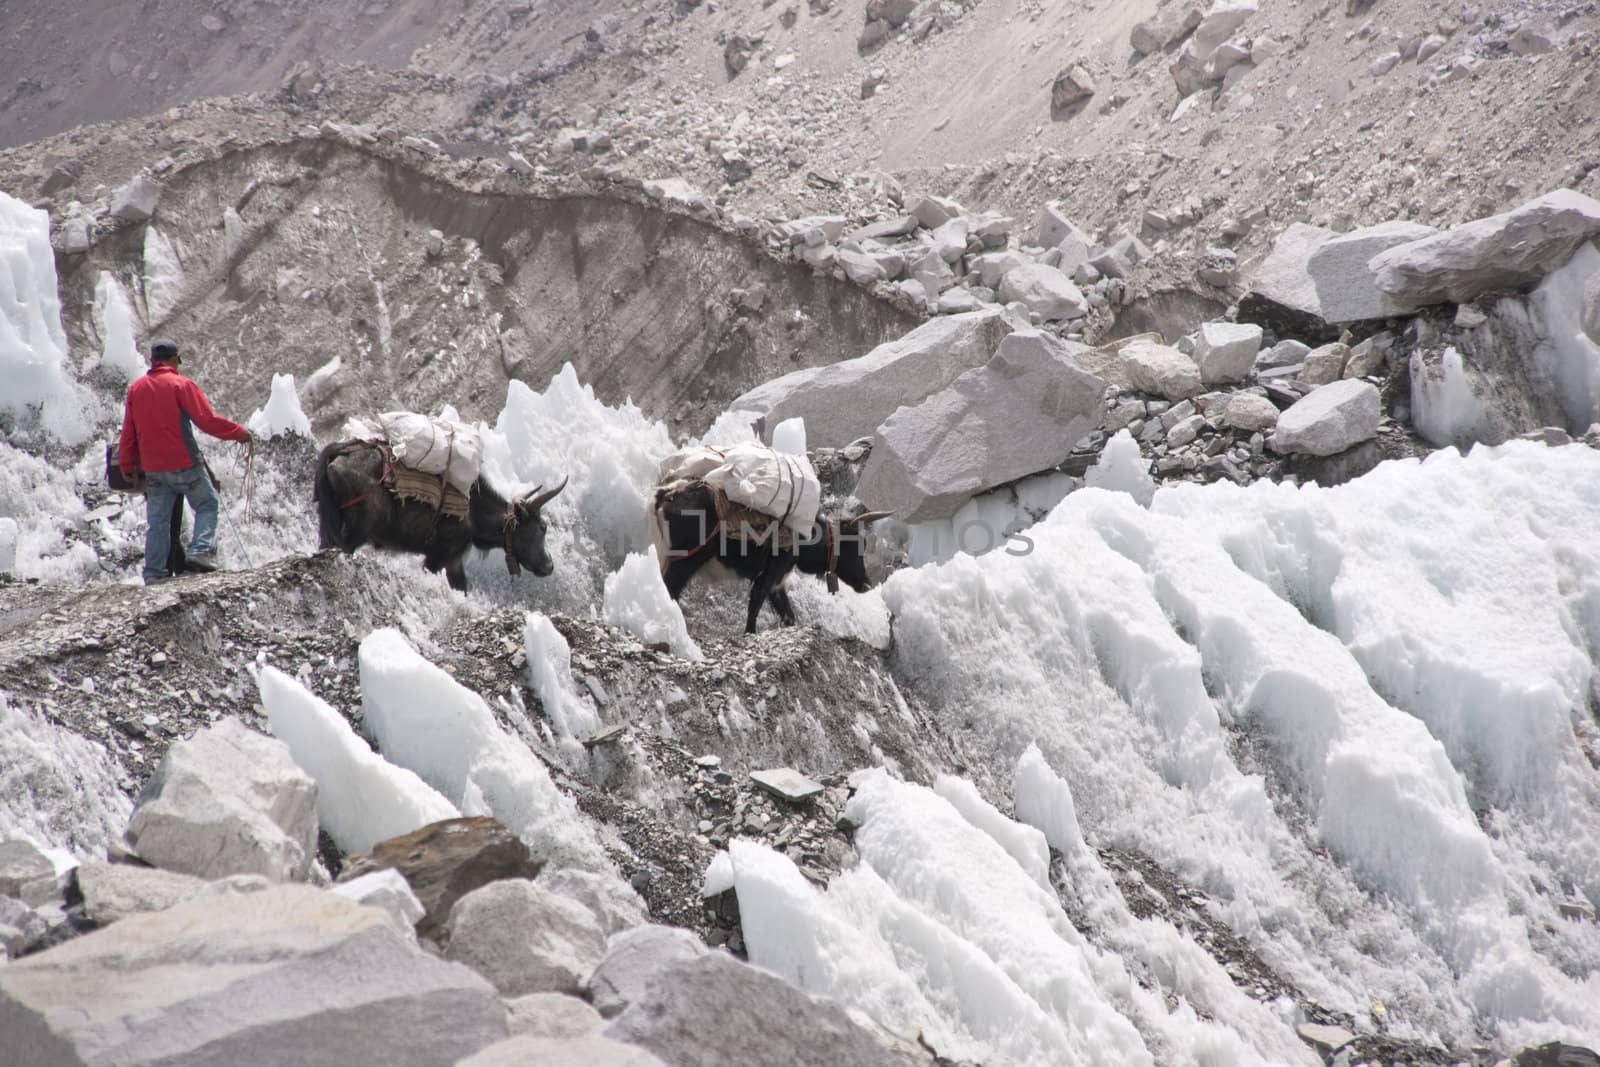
[314,439,567,592]
[651,480,890,633]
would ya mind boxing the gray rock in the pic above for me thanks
[997,263,1087,320]
[1343,334,1391,379]
[749,768,825,802]
[1244,222,1335,323]
[1297,1022,1356,1055]
[1300,343,1350,386]
[1166,414,1205,447]
[1417,33,1447,61]
[729,310,1013,450]
[605,951,900,1067]
[0,895,48,958]
[71,861,206,926]
[865,0,917,27]
[59,217,93,254]
[124,718,318,883]
[445,878,608,996]
[778,215,848,246]
[1221,393,1280,432]
[1371,190,1600,306]
[110,175,161,222]
[846,216,918,241]
[1269,380,1381,456]
[937,288,984,314]
[460,1034,669,1067]
[1307,220,1438,321]
[1051,64,1096,110]
[0,840,57,907]
[1509,25,1555,56]
[836,249,889,286]
[1257,339,1310,369]
[1193,321,1263,385]
[589,924,708,1019]
[1369,51,1401,76]
[1027,203,1093,256]
[853,330,1106,520]
[971,213,1013,250]
[0,885,506,1066]
[907,194,963,230]
[929,217,969,263]
[538,868,647,939]
[1130,5,1203,55]
[1120,339,1205,400]
[504,992,605,1039]
[974,250,1030,289]
[330,868,426,936]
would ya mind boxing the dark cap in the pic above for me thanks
[150,338,179,362]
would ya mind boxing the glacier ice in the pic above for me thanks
[357,626,610,871]
[524,610,601,748]
[1085,428,1156,507]
[247,372,312,440]
[0,190,93,443]
[256,661,459,854]
[0,694,131,859]
[91,271,144,384]
[602,546,703,661]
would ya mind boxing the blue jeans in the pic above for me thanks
[144,466,218,580]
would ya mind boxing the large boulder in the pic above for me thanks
[123,718,318,883]
[69,861,206,927]
[444,878,608,997]
[330,868,426,937]
[727,310,1013,449]
[589,924,708,1019]
[1240,222,1338,340]
[1583,270,1600,345]
[338,816,540,942]
[459,1034,669,1067]
[997,263,1088,321]
[1370,190,1600,307]
[1268,380,1380,456]
[853,331,1106,520]
[1307,221,1438,321]
[604,951,901,1067]
[1192,321,1263,385]
[1120,338,1204,400]
[0,885,507,1067]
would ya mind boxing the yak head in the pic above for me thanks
[504,477,569,578]
[821,509,893,593]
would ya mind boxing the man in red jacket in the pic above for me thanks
[119,338,252,583]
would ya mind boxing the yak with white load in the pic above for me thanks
[314,412,566,591]
[650,443,890,633]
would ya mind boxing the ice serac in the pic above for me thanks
[602,547,703,661]
[0,884,507,1067]
[1370,190,1600,306]
[726,309,1013,450]
[854,330,1106,521]
[0,190,91,443]
[258,663,459,855]
[445,878,608,996]
[1085,428,1157,506]
[1307,221,1438,322]
[357,627,610,872]
[1268,379,1380,456]
[605,949,902,1067]
[122,717,319,883]
[246,373,312,440]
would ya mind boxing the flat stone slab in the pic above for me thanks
[749,768,824,803]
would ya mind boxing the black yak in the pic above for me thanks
[314,440,566,592]
[651,480,890,633]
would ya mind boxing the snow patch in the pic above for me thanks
[1085,428,1156,507]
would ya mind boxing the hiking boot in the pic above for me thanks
[185,551,220,573]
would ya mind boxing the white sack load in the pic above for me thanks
[339,412,483,494]
[704,443,822,536]
[656,445,730,487]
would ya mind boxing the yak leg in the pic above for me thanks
[662,554,709,601]
[443,557,468,592]
[766,584,797,626]
[745,557,797,634]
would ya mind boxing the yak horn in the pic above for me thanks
[524,475,569,511]
[853,509,894,525]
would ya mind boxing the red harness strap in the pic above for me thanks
[681,518,724,561]
[339,444,401,511]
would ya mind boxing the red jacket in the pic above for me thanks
[119,364,248,476]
